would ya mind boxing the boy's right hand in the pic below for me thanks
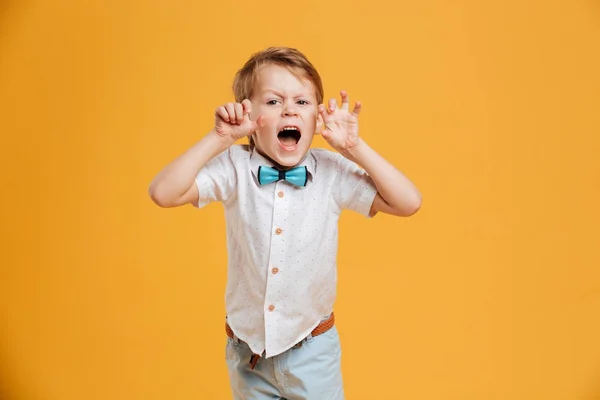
[214,99,263,142]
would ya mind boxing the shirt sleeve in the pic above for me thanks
[194,147,237,209]
[332,153,378,217]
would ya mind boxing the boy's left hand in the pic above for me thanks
[318,90,362,153]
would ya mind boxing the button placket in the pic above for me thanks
[272,181,288,239]
[265,181,288,332]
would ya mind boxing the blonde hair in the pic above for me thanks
[232,47,324,146]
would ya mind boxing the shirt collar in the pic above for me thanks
[249,146,316,186]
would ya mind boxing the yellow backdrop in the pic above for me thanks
[1,0,599,399]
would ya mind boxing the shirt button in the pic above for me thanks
[275,227,282,235]
[272,267,279,274]
[278,191,284,198]
[268,304,275,312]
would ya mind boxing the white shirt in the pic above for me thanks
[194,144,377,357]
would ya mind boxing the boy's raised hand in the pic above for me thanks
[317,90,362,152]
[214,99,263,142]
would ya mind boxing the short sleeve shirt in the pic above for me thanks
[194,144,377,357]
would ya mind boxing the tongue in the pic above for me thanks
[279,136,297,146]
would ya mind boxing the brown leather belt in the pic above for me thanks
[226,312,335,369]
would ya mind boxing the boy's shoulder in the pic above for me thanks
[309,147,357,172]
[309,147,345,164]
[309,147,336,159]
[219,144,252,167]
[228,143,252,158]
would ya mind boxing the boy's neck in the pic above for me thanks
[255,147,310,171]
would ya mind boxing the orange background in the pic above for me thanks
[1,0,599,399]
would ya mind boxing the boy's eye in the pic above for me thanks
[267,100,280,105]
[297,100,309,105]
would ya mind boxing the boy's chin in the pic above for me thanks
[257,144,309,169]
[272,152,307,169]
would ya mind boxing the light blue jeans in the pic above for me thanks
[225,325,344,400]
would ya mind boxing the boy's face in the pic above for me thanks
[249,64,319,169]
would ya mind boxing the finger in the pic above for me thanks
[340,90,349,110]
[246,120,259,135]
[328,98,337,113]
[242,115,260,137]
[216,106,229,122]
[318,104,331,123]
[241,99,252,115]
[234,103,244,124]
[255,115,265,127]
[352,101,362,117]
[225,103,235,123]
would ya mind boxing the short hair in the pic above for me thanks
[233,46,324,104]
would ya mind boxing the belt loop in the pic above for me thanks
[249,353,261,369]
[306,333,313,343]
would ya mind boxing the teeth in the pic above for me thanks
[282,127,299,131]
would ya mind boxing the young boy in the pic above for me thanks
[149,47,421,399]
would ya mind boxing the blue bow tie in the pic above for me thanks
[258,165,308,187]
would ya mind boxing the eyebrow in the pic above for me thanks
[261,89,312,98]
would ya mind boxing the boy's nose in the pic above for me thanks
[282,103,298,116]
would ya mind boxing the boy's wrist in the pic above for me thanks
[340,138,368,162]
[206,129,238,149]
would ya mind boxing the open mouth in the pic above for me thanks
[277,126,301,148]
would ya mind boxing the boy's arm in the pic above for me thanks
[149,99,261,208]
[341,139,422,217]
[148,131,235,207]
[318,91,422,217]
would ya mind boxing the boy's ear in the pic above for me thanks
[315,114,324,135]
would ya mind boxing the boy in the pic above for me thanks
[149,47,422,399]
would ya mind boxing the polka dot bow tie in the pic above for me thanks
[257,165,308,187]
